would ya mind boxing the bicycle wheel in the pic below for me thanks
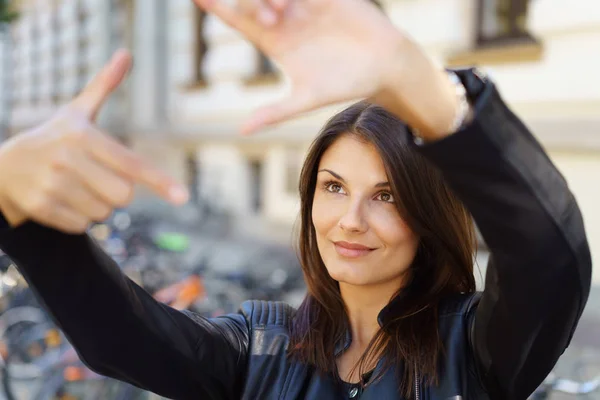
[0,320,65,399]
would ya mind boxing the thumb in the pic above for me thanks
[70,49,133,120]
[240,90,315,135]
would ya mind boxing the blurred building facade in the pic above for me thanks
[0,0,133,137]
[1,0,599,278]
[162,0,600,279]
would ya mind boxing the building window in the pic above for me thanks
[109,0,134,52]
[476,0,531,46]
[76,0,89,94]
[50,0,61,105]
[447,0,540,66]
[244,47,278,85]
[370,0,383,10]
[249,159,264,213]
[110,0,128,49]
[257,51,276,77]
[30,12,40,105]
[9,25,22,108]
[186,152,200,205]
[285,151,301,195]
[192,8,208,86]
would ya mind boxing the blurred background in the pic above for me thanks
[0,0,598,399]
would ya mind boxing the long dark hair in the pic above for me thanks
[288,101,477,397]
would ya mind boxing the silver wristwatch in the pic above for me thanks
[446,70,471,134]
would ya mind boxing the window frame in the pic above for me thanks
[475,0,533,47]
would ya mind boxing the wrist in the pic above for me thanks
[0,148,26,229]
[0,195,26,229]
[375,37,465,140]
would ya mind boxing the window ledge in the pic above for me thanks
[447,37,543,67]
[243,73,280,87]
[180,80,209,92]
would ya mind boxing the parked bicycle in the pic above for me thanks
[530,371,600,398]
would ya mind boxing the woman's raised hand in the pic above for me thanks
[193,0,459,137]
[0,50,189,234]
[194,0,414,134]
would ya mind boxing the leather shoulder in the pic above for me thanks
[438,291,482,318]
[239,300,297,328]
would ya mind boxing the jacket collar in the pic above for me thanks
[334,293,406,357]
[334,327,352,357]
[377,290,411,326]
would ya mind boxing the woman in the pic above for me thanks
[0,0,591,398]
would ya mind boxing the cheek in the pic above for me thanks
[372,207,417,247]
[311,192,341,235]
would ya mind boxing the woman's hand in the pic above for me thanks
[194,0,460,137]
[0,50,189,234]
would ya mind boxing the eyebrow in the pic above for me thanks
[317,169,390,188]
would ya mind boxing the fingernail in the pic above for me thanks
[109,49,130,71]
[169,186,189,205]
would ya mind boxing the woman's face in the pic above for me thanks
[312,135,419,288]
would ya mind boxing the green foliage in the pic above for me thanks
[0,0,19,26]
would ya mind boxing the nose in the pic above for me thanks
[338,200,368,233]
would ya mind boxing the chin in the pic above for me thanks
[326,262,374,286]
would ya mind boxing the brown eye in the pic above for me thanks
[376,192,394,203]
[325,182,345,194]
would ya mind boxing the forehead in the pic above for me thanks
[318,135,388,180]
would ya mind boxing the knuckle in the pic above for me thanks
[121,155,144,176]
[64,219,89,235]
[40,172,63,198]
[74,218,90,234]
[63,127,90,147]
[61,121,90,147]
[49,149,73,171]
[27,193,52,218]
[92,204,113,222]
[111,181,135,208]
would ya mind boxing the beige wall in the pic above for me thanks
[197,143,254,215]
[550,150,600,284]
[261,145,600,282]
[129,137,189,198]
[263,145,304,224]
[130,137,600,287]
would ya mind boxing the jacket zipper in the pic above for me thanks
[414,367,420,400]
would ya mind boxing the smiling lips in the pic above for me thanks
[333,241,376,258]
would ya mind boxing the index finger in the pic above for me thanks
[85,128,189,205]
[70,49,133,121]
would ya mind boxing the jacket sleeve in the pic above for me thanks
[417,69,592,399]
[0,217,250,400]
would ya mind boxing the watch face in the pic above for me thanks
[447,71,461,84]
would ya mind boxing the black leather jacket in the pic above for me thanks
[0,69,592,400]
